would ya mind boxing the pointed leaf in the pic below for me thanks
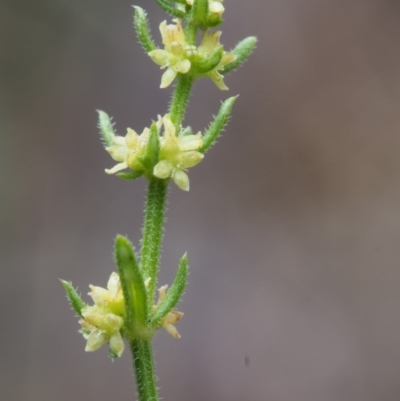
[201,96,237,153]
[194,46,223,74]
[155,0,186,19]
[137,122,160,171]
[151,253,189,327]
[97,110,116,148]
[133,6,156,53]
[114,236,148,339]
[221,36,258,75]
[117,170,144,181]
[60,280,87,318]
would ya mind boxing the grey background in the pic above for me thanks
[2,0,400,400]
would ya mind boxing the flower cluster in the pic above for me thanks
[148,19,235,89]
[77,272,185,358]
[148,19,191,88]
[105,114,204,191]
[79,272,125,357]
[154,114,203,191]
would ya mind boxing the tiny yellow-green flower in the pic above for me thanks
[153,114,204,191]
[198,30,235,90]
[79,272,126,357]
[148,19,192,88]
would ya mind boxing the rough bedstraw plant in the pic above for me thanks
[61,1,256,400]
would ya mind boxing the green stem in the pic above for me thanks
[131,339,159,401]
[139,178,168,308]
[169,74,194,128]
[184,23,197,46]
[133,64,195,401]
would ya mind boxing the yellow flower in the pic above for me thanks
[148,20,192,88]
[79,272,126,357]
[198,30,235,90]
[153,285,184,339]
[105,118,162,175]
[153,114,204,191]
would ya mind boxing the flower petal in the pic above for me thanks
[106,145,127,163]
[110,332,125,357]
[178,134,203,151]
[172,169,190,191]
[160,68,177,88]
[164,324,181,339]
[105,162,128,175]
[148,49,170,67]
[104,313,124,331]
[85,329,108,352]
[180,151,204,169]
[154,160,174,179]
[107,272,121,295]
[174,59,191,74]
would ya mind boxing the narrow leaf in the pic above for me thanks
[194,46,223,74]
[117,170,144,181]
[133,6,156,53]
[137,122,160,171]
[97,110,116,148]
[151,253,189,326]
[114,236,148,339]
[201,96,238,153]
[60,280,87,318]
[155,0,186,19]
[221,36,258,75]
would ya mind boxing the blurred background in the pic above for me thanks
[2,0,400,400]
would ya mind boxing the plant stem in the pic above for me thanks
[130,339,159,401]
[139,178,168,308]
[133,67,195,401]
[184,23,197,46]
[169,74,194,128]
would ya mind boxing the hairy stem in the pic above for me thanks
[169,74,194,128]
[134,55,195,401]
[131,339,159,401]
[139,178,168,308]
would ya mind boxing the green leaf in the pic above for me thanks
[133,6,156,53]
[201,96,238,153]
[137,122,160,171]
[97,110,116,148]
[60,280,87,318]
[221,36,258,75]
[155,0,186,19]
[191,0,208,28]
[193,46,223,74]
[114,236,148,339]
[117,170,144,181]
[151,253,189,327]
